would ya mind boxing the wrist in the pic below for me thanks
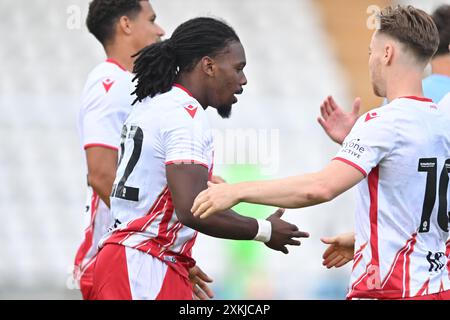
[253,219,272,243]
[232,183,244,203]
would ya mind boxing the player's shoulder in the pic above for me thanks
[145,85,204,120]
[356,104,393,128]
[438,93,450,109]
[84,60,132,92]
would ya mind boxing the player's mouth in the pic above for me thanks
[233,88,243,104]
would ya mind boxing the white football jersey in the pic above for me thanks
[100,85,214,280]
[438,93,450,284]
[439,93,450,116]
[74,59,134,278]
[335,96,450,299]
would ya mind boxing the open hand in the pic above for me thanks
[317,96,360,144]
[189,265,214,300]
[265,208,310,254]
[320,232,355,269]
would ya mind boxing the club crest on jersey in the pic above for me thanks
[365,112,378,122]
[184,105,198,119]
[102,78,115,93]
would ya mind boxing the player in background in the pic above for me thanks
[423,5,450,104]
[192,6,450,300]
[440,93,450,115]
[75,0,213,300]
[91,17,308,300]
[317,5,450,148]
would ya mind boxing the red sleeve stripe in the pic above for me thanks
[333,157,368,177]
[84,143,119,151]
[165,160,208,169]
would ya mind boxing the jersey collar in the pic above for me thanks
[105,58,127,72]
[173,83,193,97]
[399,96,433,103]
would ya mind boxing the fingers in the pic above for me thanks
[328,96,339,111]
[320,102,329,120]
[352,97,361,116]
[210,175,226,184]
[197,281,214,299]
[193,285,208,300]
[292,230,310,238]
[322,245,336,260]
[335,258,352,268]
[317,117,328,132]
[323,250,340,265]
[192,201,212,218]
[199,207,216,220]
[195,267,213,283]
[273,208,285,218]
[320,236,337,245]
[281,246,289,254]
[207,181,215,187]
[190,267,214,299]
[191,190,208,213]
[325,255,347,269]
[287,239,301,246]
[324,96,334,114]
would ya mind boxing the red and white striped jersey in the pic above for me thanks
[439,93,450,276]
[335,96,450,299]
[74,59,134,279]
[100,85,214,279]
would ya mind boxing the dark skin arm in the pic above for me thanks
[85,146,118,208]
[85,148,214,299]
[167,164,309,253]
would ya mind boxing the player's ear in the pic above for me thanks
[383,42,394,66]
[118,15,133,36]
[200,56,216,77]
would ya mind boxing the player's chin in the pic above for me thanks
[217,104,232,119]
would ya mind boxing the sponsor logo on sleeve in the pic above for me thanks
[341,138,366,159]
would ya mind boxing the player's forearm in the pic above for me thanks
[88,174,114,208]
[181,210,258,240]
[236,173,333,208]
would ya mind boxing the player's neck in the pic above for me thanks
[104,46,134,73]
[385,68,424,102]
[176,74,208,109]
[431,55,450,77]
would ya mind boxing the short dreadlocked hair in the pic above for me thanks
[132,17,240,104]
[86,0,147,45]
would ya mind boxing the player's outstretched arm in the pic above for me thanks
[192,160,364,219]
[167,164,309,254]
[320,232,355,269]
[317,95,360,144]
